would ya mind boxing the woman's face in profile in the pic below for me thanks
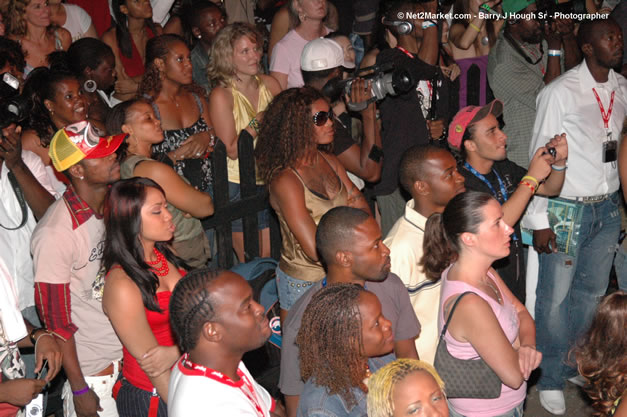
[391,370,449,417]
[310,98,334,145]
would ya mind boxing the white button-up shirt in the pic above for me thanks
[0,151,57,310]
[524,60,627,229]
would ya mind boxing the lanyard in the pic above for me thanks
[182,354,266,417]
[463,162,518,241]
[591,88,615,130]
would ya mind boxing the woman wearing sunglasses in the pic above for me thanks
[256,86,370,321]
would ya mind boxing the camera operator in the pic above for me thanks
[0,36,58,387]
[487,0,580,169]
[301,38,383,187]
[369,0,440,236]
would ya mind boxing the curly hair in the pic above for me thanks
[169,267,222,353]
[296,283,368,409]
[22,67,77,147]
[206,22,262,88]
[572,290,627,417]
[367,359,446,417]
[138,34,205,99]
[255,86,330,184]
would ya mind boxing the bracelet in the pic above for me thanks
[551,164,567,171]
[248,117,260,135]
[35,331,53,345]
[548,49,562,57]
[72,386,90,396]
[521,175,539,188]
[29,327,43,345]
[519,180,536,194]
[469,22,482,33]
[422,20,436,29]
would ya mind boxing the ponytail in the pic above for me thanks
[420,213,456,281]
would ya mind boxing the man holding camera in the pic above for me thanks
[300,37,383,187]
[527,18,626,415]
[370,0,441,236]
[488,0,580,169]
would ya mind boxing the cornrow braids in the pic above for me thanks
[169,268,222,353]
[296,283,368,409]
[367,359,446,417]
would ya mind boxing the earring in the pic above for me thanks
[83,79,97,93]
[196,34,202,39]
[299,13,307,22]
[79,176,84,180]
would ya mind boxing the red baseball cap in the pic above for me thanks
[447,100,503,150]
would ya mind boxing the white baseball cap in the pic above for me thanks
[300,38,356,72]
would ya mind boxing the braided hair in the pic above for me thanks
[296,283,368,409]
[169,268,222,353]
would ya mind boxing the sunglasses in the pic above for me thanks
[313,110,333,127]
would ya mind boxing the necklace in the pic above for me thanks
[147,247,169,276]
[484,278,502,304]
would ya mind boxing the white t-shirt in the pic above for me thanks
[168,356,275,417]
[62,4,92,41]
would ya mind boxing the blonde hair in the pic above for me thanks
[206,22,262,88]
[367,359,446,417]
[6,0,30,37]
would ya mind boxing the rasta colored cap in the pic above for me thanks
[49,121,125,172]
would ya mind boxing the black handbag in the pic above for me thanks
[434,291,502,399]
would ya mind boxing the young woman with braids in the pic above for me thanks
[4,0,71,76]
[367,358,449,417]
[208,22,281,262]
[296,283,395,416]
[20,67,86,193]
[255,87,370,319]
[572,291,626,417]
[106,98,214,267]
[102,0,161,101]
[140,34,215,196]
[101,178,186,416]
[420,191,542,417]
[168,268,283,417]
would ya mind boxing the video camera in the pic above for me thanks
[322,62,418,111]
[0,73,29,130]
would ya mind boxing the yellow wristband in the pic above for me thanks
[521,175,539,188]
[469,23,482,33]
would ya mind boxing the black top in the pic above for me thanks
[460,159,528,303]
[369,47,437,196]
[332,112,355,156]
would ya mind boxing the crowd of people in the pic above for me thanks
[0,0,626,416]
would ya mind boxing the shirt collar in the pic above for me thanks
[62,185,102,230]
[579,58,620,93]
[403,200,428,232]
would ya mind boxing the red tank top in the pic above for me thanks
[122,270,184,392]
[119,26,154,78]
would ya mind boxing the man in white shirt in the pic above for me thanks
[168,269,284,417]
[384,145,465,364]
[527,17,626,415]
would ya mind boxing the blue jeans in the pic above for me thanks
[613,244,627,291]
[276,266,316,310]
[448,402,523,417]
[535,194,621,390]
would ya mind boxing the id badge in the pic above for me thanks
[603,139,617,163]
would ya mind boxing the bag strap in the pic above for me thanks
[0,171,28,231]
[439,291,474,340]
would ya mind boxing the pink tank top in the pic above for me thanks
[438,265,525,416]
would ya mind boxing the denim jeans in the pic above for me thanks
[535,194,621,390]
[613,243,627,291]
[448,402,523,417]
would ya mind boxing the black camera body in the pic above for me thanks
[535,0,587,24]
[322,62,418,111]
[0,72,29,130]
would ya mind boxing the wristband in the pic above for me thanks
[551,164,567,171]
[521,175,539,188]
[72,386,90,396]
[422,20,436,29]
[29,327,43,345]
[548,49,562,57]
[368,145,384,163]
[248,117,260,135]
[519,180,536,194]
[469,23,482,33]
